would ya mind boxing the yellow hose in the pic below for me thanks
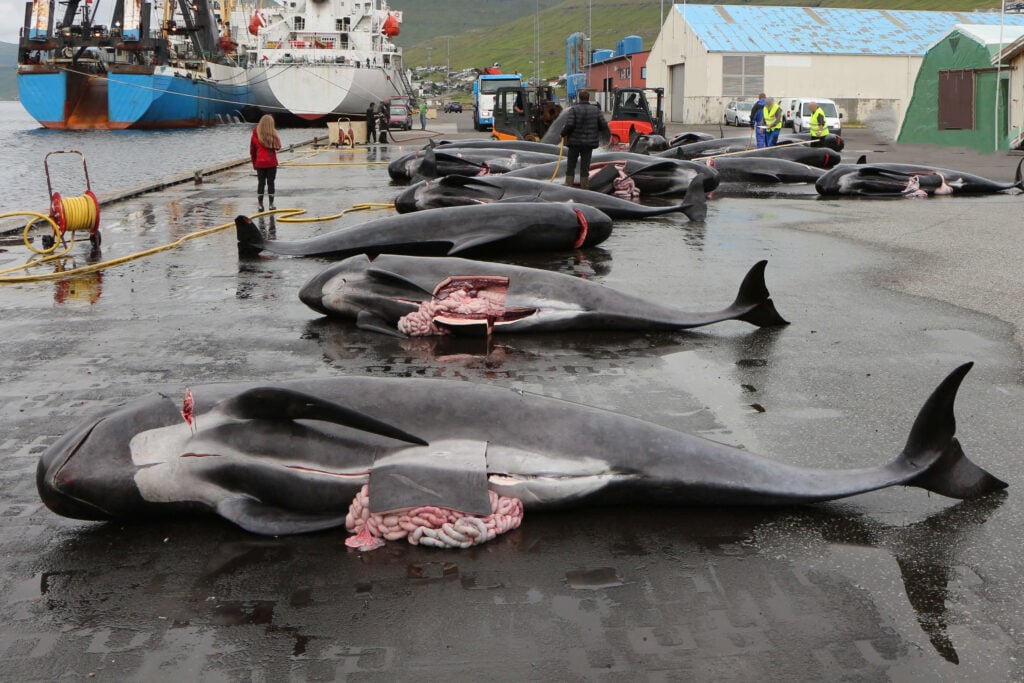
[0,203,396,284]
[548,137,565,182]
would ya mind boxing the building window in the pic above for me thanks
[938,69,975,130]
[293,16,305,31]
[722,55,764,97]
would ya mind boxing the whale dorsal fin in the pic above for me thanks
[218,387,427,445]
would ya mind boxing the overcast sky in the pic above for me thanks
[2,0,25,44]
[0,0,120,45]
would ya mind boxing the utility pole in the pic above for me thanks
[534,0,541,86]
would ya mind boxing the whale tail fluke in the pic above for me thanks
[899,363,1008,499]
[235,215,266,257]
[681,176,708,222]
[732,260,790,327]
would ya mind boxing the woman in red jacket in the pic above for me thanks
[250,114,281,210]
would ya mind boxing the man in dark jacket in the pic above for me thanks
[561,90,611,189]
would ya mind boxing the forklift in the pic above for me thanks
[607,87,665,147]
[491,86,563,141]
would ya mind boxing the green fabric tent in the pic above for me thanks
[899,24,1024,152]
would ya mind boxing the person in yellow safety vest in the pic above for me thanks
[807,101,829,139]
[763,97,783,147]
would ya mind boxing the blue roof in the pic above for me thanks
[674,5,1024,56]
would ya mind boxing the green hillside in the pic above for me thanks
[1,1,1007,101]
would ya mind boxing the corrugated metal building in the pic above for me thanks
[646,5,1024,132]
[899,24,1024,152]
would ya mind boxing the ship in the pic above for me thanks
[229,0,414,126]
[16,0,250,129]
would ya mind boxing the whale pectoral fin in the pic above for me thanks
[365,265,436,295]
[218,387,428,445]
[496,194,545,204]
[356,310,406,337]
[437,174,491,188]
[217,497,351,535]
[681,176,708,222]
[588,164,620,193]
[447,233,508,255]
[235,215,265,257]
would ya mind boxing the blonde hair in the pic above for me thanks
[256,115,280,150]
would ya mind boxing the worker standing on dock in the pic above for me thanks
[250,115,281,211]
[561,90,610,189]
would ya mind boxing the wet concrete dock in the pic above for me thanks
[2,116,1023,680]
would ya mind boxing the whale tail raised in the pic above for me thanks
[898,363,1007,499]
[235,215,267,257]
[730,260,790,327]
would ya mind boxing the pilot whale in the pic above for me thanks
[816,159,1024,196]
[507,156,720,197]
[36,364,1006,536]
[235,203,613,258]
[297,254,788,336]
[392,174,708,221]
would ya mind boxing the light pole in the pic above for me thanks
[534,0,541,86]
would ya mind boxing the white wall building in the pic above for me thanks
[646,5,1024,131]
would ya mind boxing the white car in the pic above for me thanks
[724,100,753,126]
[789,97,842,135]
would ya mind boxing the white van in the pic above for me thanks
[787,97,842,135]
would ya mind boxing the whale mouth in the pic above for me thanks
[36,415,117,520]
[397,275,536,336]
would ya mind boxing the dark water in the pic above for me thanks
[0,101,311,217]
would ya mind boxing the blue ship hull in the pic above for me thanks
[17,64,250,130]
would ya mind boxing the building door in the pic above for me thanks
[670,64,685,123]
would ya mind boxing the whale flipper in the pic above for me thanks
[235,215,266,257]
[681,176,708,222]
[218,387,428,446]
[217,497,351,535]
[356,310,405,338]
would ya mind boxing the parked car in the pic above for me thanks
[443,101,463,113]
[724,100,753,126]
[788,97,842,135]
[388,105,413,131]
